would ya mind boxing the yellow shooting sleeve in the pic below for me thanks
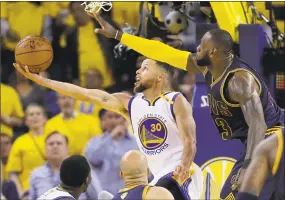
[120,33,190,70]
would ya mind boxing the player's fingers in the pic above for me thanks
[13,63,25,74]
[94,28,104,35]
[24,66,30,73]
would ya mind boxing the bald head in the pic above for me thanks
[120,150,148,177]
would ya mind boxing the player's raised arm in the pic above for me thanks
[89,12,201,74]
[228,71,267,185]
[173,94,197,183]
[13,64,130,117]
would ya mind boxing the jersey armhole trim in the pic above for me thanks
[272,128,284,175]
[170,93,181,121]
[202,67,208,77]
[128,96,136,133]
[220,68,262,108]
[142,185,151,200]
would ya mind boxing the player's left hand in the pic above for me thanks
[173,164,191,184]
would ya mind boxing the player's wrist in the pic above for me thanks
[114,30,123,41]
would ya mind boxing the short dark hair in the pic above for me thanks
[45,131,69,144]
[208,29,234,53]
[60,155,91,187]
[155,61,175,77]
[99,109,107,119]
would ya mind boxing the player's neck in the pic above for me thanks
[59,184,81,200]
[209,56,234,80]
[124,179,148,189]
[143,85,167,102]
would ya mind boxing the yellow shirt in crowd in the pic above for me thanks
[44,112,102,155]
[6,132,46,191]
[75,100,102,120]
[0,84,24,137]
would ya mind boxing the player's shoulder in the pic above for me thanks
[146,186,174,200]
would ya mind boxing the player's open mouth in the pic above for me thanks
[135,77,140,86]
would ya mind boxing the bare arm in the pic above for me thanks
[228,71,267,162]
[0,115,23,127]
[239,133,278,196]
[13,64,130,118]
[174,94,197,169]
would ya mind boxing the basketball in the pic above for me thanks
[15,35,53,73]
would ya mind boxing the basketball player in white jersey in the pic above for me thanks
[14,60,203,199]
[37,155,91,200]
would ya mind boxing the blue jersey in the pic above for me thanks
[203,56,284,141]
[112,185,151,200]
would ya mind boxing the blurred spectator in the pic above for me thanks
[44,94,102,155]
[0,133,12,181]
[0,2,52,83]
[85,109,138,195]
[67,1,116,88]
[0,83,24,139]
[9,71,46,110]
[6,104,47,196]
[29,131,90,200]
[178,72,196,104]
[40,71,60,118]
[75,68,103,119]
[1,162,19,200]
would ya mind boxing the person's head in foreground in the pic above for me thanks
[134,59,174,93]
[59,155,91,199]
[196,29,234,67]
[116,150,174,200]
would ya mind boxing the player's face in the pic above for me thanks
[25,106,46,129]
[45,133,68,161]
[134,59,161,93]
[196,32,213,67]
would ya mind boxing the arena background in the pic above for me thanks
[0,1,284,200]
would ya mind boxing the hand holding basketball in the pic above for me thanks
[89,12,118,39]
[13,63,33,79]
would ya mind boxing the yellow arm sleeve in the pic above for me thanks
[121,33,190,70]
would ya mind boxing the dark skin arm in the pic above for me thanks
[228,71,267,187]
[173,94,197,183]
[239,133,278,196]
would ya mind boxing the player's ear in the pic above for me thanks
[210,48,217,56]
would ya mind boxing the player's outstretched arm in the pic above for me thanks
[89,12,201,74]
[13,64,131,117]
[146,187,174,200]
[228,71,267,184]
[173,94,197,182]
[237,131,281,200]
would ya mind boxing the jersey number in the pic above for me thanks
[214,118,232,140]
[151,123,162,132]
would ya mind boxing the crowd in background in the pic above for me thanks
[0,2,283,200]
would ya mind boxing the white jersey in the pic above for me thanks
[129,92,186,178]
[37,186,75,200]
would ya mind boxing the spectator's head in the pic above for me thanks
[60,155,91,193]
[69,2,90,26]
[196,29,234,67]
[45,132,69,164]
[0,133,12,162]
[25,104,47,130]
[134,58,174,93]
[84,68,103,89]
[57,94,76,117]
[120,150,149,182]
[99,109,125,132]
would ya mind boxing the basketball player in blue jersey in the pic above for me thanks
[109,150,174,200]
[14,58,204,199]
[87,12,284,200]
[237,127,284,200]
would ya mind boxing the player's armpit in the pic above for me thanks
[173,94,197,167]
[146,187,174,200]
[86,90,131,118]
[228,71,267,160]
